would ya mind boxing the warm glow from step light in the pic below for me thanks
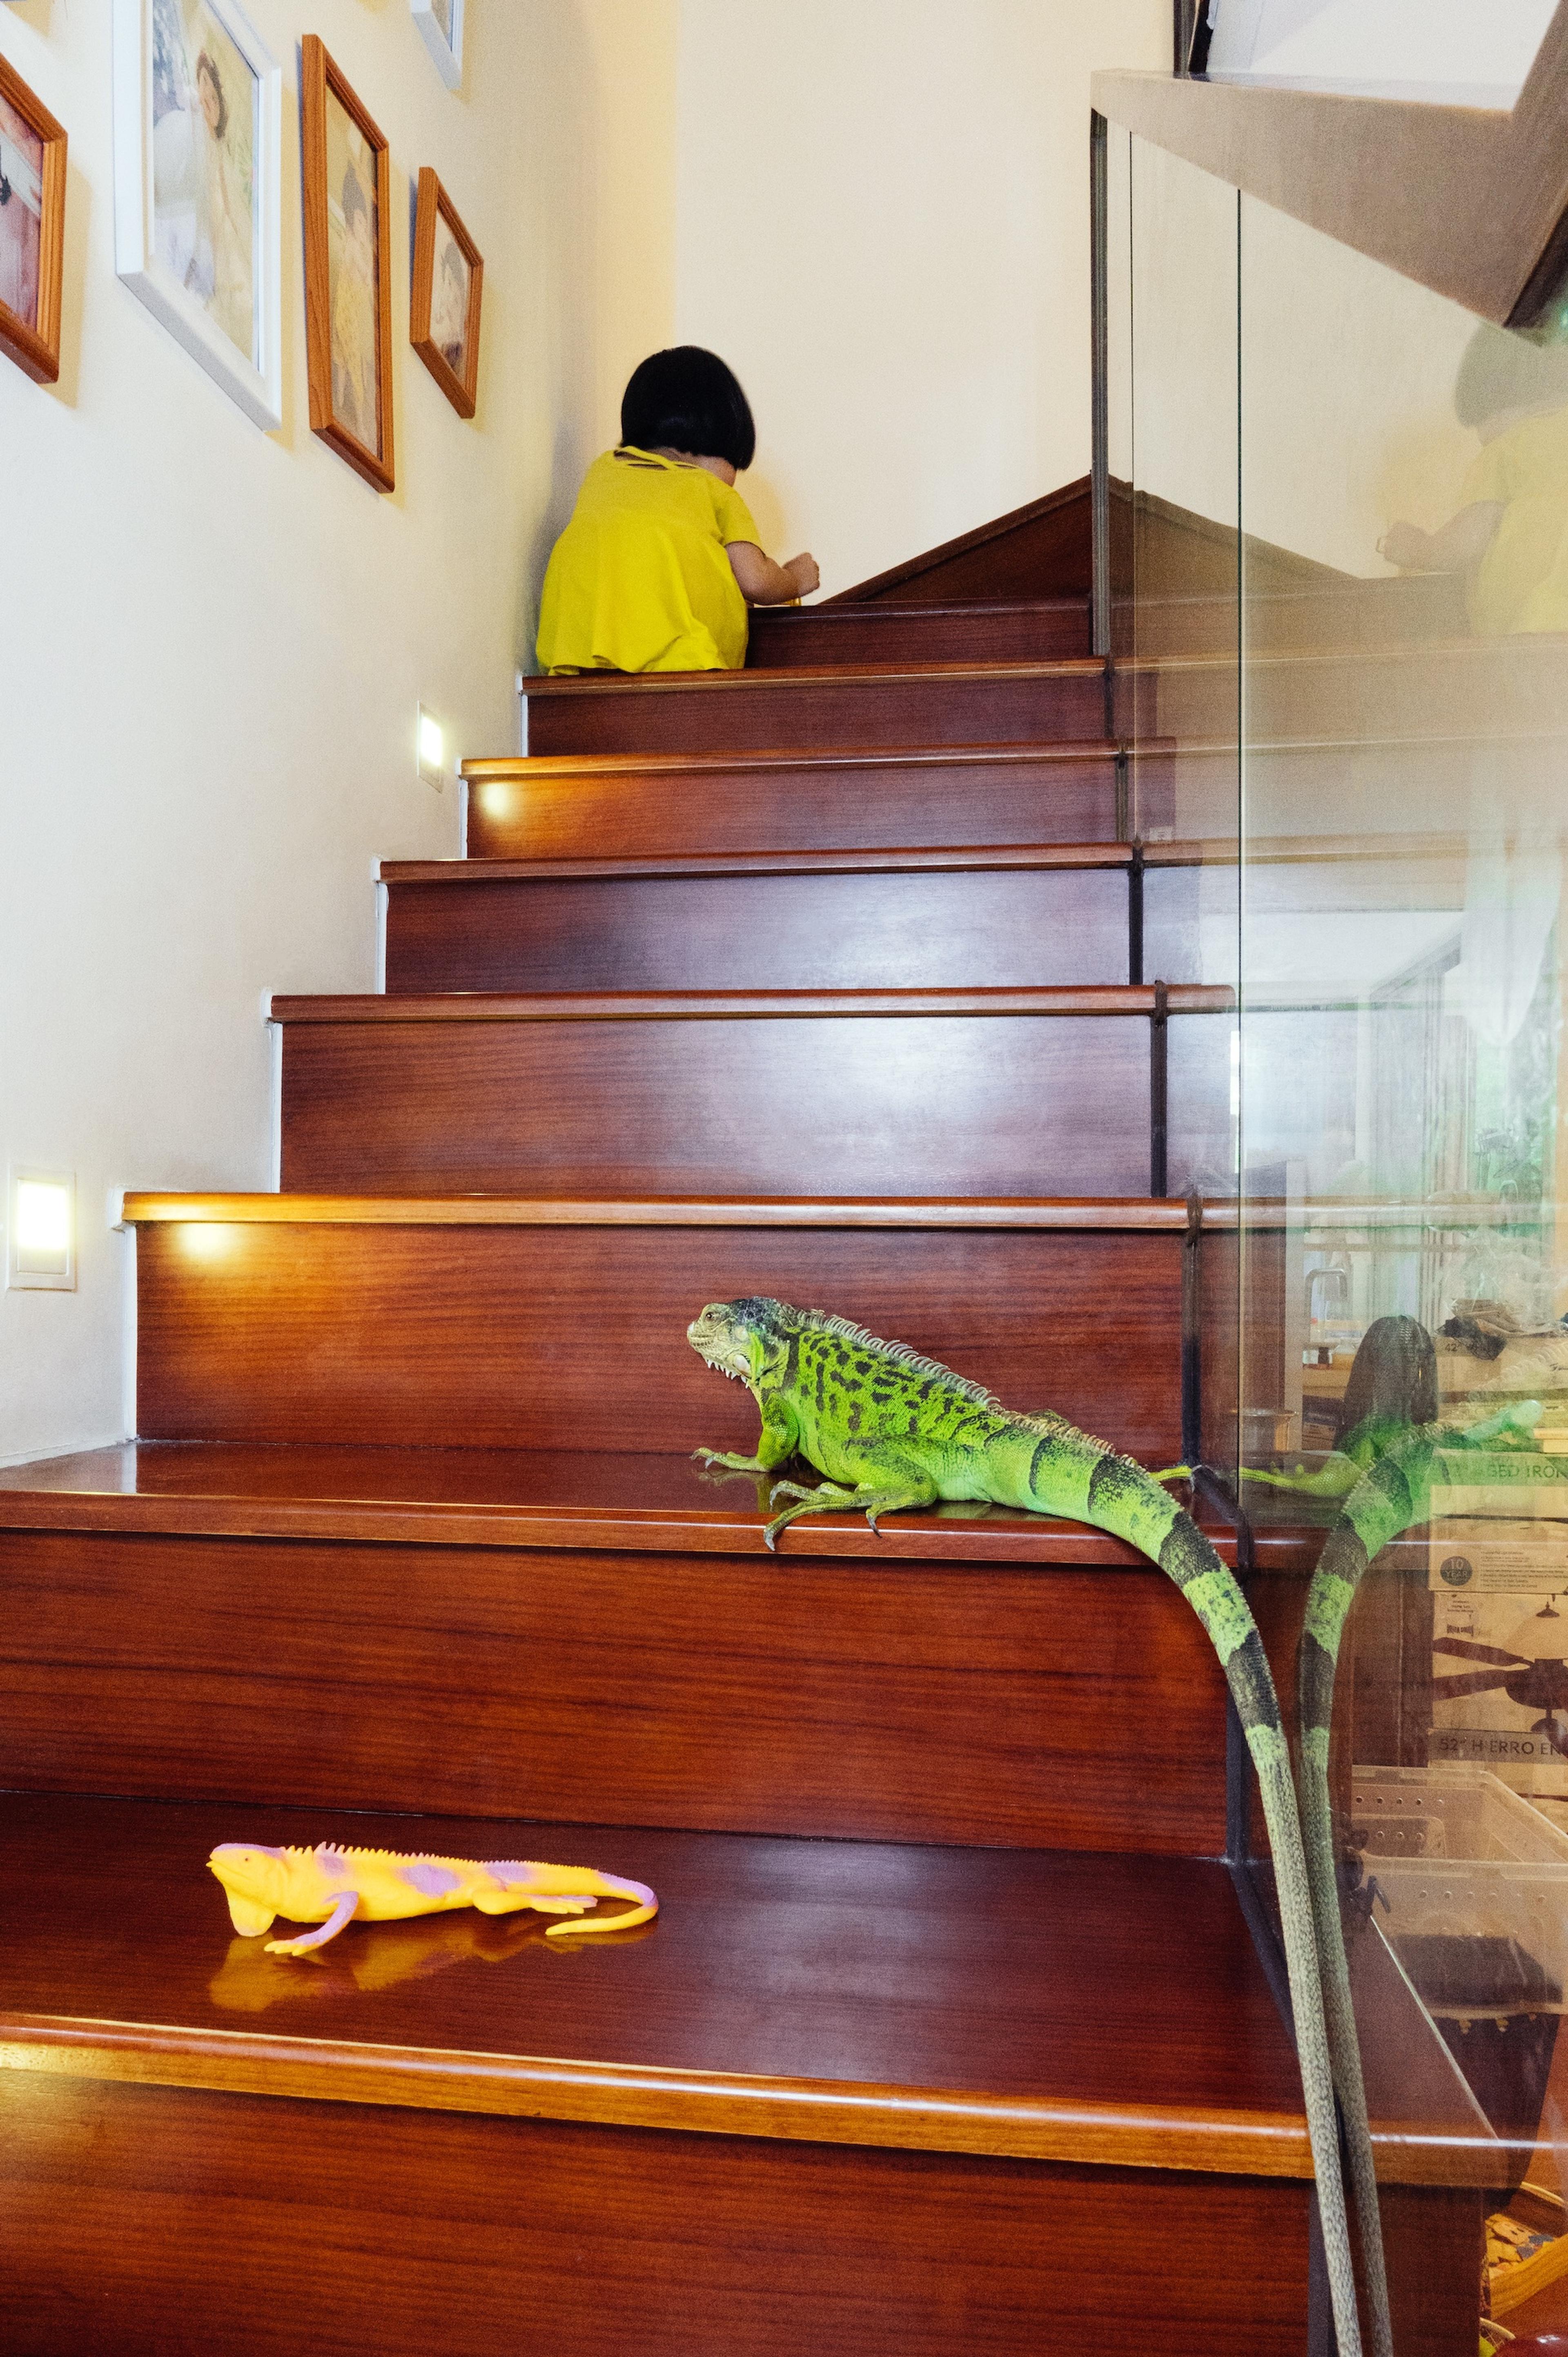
[177,1221,236,1262]
[7,1167,75,1291]
[417,705,446,790]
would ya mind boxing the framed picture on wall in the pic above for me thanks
[0,52,66,385]
[411,0,463,91]
[111,0,282,428]
[301,34,394,492]
[410,167,481,419]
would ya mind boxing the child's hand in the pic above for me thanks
[1377,521,1432,569]
[786,553,820,597]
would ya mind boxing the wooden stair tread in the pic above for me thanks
[0,1789,1309,2173]
[0,1792,1501,2183]
[269,984,1236,1023]
[0,1439,1324,1567]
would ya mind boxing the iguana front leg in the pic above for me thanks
[766,1463,938,1548]
[693,1392,799,1474]
[264,1890,359,1956]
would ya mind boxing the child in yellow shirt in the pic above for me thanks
[1380,325,1568,635]
[537,346,820,673]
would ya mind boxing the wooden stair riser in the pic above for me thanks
[521,664,1108,757]
[1,2073,1345,2357]
[465,745,1143,859]
[383,864,1137,995]
[0,1529,1234,1851]
[132,1221,1187,1457]
[830,476,1092,605]
[746,600,1091,668]
[1118,642,1568,763]
[1120,573,1469,660]
[275,1006,1233,1199]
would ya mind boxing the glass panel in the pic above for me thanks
[1238,189,1568,2325]
[1122,136,1243,1461]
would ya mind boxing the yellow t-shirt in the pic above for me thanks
[536,447,759,673]
[1462,405,1568,636]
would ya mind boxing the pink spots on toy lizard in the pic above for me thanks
[399,1860,464,1896]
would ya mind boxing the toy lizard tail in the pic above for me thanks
[1022,1442,1366,2357]
[534,1871,659,1938]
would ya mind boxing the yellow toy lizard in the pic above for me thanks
[209,1841,658,1956]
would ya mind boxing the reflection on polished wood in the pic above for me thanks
[0,1791,1311,2156]
[463,743,1128,858]
[0,1794,1516,2190]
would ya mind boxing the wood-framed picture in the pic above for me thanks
[410,166,481,419]
[111,0,282,429]
[411,0,463,92]
[301,33,394,492]
[0,51,67,386]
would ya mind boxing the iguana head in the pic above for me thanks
[687,1297,793,1393]
[209,1842,290,1936]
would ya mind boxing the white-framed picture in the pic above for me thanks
[411,0,463,91]
[112,0,282,429]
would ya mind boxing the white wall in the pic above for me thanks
[0,0,668,1464]
[2,0,1157,1463]
[673,0,1170,595]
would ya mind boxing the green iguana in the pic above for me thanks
[1156,1339,1552,2357]
[1273,1397,1558,2357]
[687,1294,1369,2357]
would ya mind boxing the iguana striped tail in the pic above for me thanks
[1294,1444,1431,2357]
[1298,1423,1561,2357]
[1025,1444,1366,2357]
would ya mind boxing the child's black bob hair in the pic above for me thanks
[1456,323,1568,429]
[621,346,756,471]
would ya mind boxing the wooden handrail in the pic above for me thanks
[1093,2,1568,327]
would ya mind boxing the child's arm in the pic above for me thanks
[1379,502,1503,575]
[728,543,821,605]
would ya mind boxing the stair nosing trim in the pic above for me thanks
[381,842,1142,885]
[749,597,1090,622]
[461,741,1119,781]
[267,986,1237,1024]
[0,2010,1316,2175]
[0,2013,1503,2182]
[518,658,1107,697]
[118,1193,1197,1230]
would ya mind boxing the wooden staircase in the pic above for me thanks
[0,535,1488,2353]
